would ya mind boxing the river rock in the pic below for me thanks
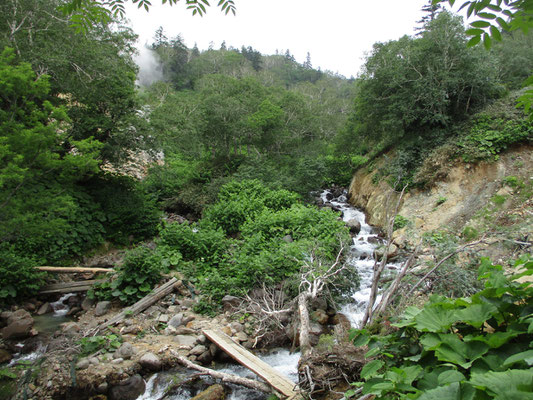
[221,295,240,311]
[139,352,161,371]
[229,321,243,332]
[346,219,361,234]
[115,342,134,360]
[0,349,12,363]
[375,244,398,261]
[191,384,225,400]
[180,298,195,308]
[7,309,32,325]
[197,349,214,365]
[61,322,80,335]
[109,374,146,400]
[168,313,183,328]
[81,296,96,311]
[175,335,197,347]
[1,317,35,340]
[189,344,207,356]
[37,302,53,315]
[95,301,112,317]
[76,358,90,370]
[234,331,248,342]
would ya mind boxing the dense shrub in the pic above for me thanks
[91,246,163,305]
[202,179,300,235]
[0,246,44,302]
[86,175,161,245]
[457,115,532,162]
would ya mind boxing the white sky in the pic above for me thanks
[124,0,457,78]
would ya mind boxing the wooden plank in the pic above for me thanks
[39,279,104,294]
[97,278,179,332]
[203,329,300,399]
[37,266,114,273]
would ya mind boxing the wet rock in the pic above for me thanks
[37,302,53,315]
[97,382,109,393]
[312,309,329,325]
[346,219,361,234]
[191,384,225,400]
[81,296,96,311]
[24,302,37,312]
[0,349,12,363]
[139,352,161,371]
[109,374,146,400]
[115,343,134,360]
[95,301,112,317]
[330,313,351,331]
[168,313,183,328]
[67,306,81,316]
[325,192,334,201]
[1,317,35,340]
[76,358,90,370]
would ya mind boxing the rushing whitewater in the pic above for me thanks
[320,189,399,328]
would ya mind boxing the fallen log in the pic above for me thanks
[37,266,114,273]
[39,280,104,294]
[97,278,179,332]
[171,350,272,394]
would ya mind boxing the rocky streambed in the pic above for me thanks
[1,187,400,400]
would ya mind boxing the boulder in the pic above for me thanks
[1,318,35,340]
[189,345,208,356]
[191,384,225,400]
[221,295,240,311]
[346,219,361,235]
[175,335,197,347]
[139,352,161,371]
[36,302,53,315]
[229,321,243,333]
[234,331,248,343]
[109,374,146,400]
[81,296,96,311]
[61,322,81,335]
[7,309,32,325]
[95,301,112,317]
[115,342,134,360]
[76,358,90,370]
[168,313,183,328]
[197,350,214,365]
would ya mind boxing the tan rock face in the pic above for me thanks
[348,144,533,247]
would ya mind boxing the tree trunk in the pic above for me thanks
[298,292,312,358]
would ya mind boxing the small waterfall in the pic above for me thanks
[321,189,399,328]
[50,293,77,317]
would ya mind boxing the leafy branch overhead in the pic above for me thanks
[60,0,236,32]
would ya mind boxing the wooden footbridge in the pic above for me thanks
[203,329,301,399]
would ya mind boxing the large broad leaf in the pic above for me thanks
[414,307,456,332]
[438,370,466,385]
[360,359,384,379]
[464,331,519,349]
[453,303,498,328]
[393,306,423,328]
[470,369,533,399]
[417,382,461,400]
[503,350,533,367]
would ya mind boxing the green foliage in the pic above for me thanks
[462,226,479,241]
[457,115,532,162]
[92,246,163,305]
[85,175,161,245]
[0,246,44,303]
[502,175,525,189]
[157,180,347,309]
[78,334,122,357]
[202,179,301,235]
[393,215,409,231]
[436,197,447,206]
[349,255,533,399]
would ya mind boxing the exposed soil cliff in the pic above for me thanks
[348,144,533,263]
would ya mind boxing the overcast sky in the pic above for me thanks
[124,0,457,78]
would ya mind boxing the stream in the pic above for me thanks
[136,188,398,400]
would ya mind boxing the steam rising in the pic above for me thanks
[134,44,163,87]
